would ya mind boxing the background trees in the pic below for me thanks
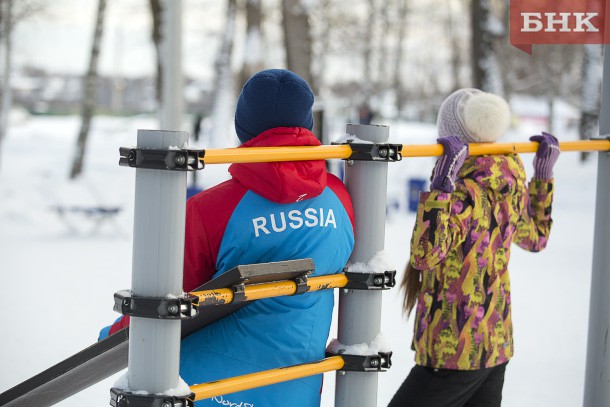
[3,0,598,177]
[69,0,107,179]
[0,0,44,173]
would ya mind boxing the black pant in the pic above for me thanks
[387,363,507,407]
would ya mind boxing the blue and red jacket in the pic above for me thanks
[106,127,355,406]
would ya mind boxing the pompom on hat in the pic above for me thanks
[437,88,511,143]
[234,69,315,144]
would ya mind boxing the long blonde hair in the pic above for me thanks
[401,262,422,316]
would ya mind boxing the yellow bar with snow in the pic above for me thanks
[192,274,349,306]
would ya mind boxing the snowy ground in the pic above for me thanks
[0,113,598,406]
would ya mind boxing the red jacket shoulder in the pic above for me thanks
[183,179,248,291]
[326,173,355,233]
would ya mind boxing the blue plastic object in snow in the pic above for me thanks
[187,186,203,200]
[408,178,426,212]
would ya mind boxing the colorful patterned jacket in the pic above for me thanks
[410,154,554,370]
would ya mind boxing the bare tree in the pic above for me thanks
[361,0,376,100]
[375,0,392,86]
[444,0,468,92]
[471,0,503,94]
[0,0,44,174]
[308,0,363,84]
[69,0,107,179]
[208,0,237,148]
[392,0,408,115]
[530,45,582,134]
[149,0,163,105]
[282,0,315,90]
[238,0,264,89]
[282,0,321,139]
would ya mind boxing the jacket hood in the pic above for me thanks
[228,127,327,203]
[458,154,526,199]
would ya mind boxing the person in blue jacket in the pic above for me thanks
[105,69,355,406]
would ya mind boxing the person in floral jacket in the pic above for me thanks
[388,88,560,407]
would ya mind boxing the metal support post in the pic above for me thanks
[336,124,389,407]
[127,130,188,393]
[160,0,183,130]
[583,45,610,407]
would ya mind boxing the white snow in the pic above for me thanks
[332,132,374,144]
[0,111,598,406]
[113,373,191,397]
[327,333,392,356]
[346,250,394,274]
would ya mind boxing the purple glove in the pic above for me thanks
[530,132,560,180]
[430,136,469,193]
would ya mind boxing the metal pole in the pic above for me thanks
[160,0,183,130]
[583,45,610,407]
[336,124,389,407]
[127,129,188,393]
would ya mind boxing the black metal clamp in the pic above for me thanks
[327,351,393,372]
[114,290,199,320]
[110,388,195,407]
[344,270,396,290]
[332,141,403,162]
[293,273,311,295]
[119,147,205,171]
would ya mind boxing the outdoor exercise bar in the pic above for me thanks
[190,356,345,401]
[111,128,610,407]
[192,274,349,306]
[199,139,610,164]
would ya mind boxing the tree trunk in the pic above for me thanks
[282,0,315,90]
[311,0,333,92]
[149,0,164,105]
[446,0,464,92]
[376,0,391,90]
[580,44,603,161]
[69,0,106,179]
[238,0,263,89]
[393,0,408,116]
[471,0,502,94]
[209,0,237,148]
[361,0,376,100]
[282,0,320,139]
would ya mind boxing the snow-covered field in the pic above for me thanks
[0,113,598,406]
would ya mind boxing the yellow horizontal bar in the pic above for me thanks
[203,145,353,164]
[405,140,610,157]
[191,356,345,401]
[194,288,234,305]
[192,274,349,306]
[200,140,610,164]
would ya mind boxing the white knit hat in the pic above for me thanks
[437,88,511,143]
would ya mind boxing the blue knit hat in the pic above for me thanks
[234,69,314,144]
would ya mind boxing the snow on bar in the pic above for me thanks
[326,333,392,356]
[346,250,395,274]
